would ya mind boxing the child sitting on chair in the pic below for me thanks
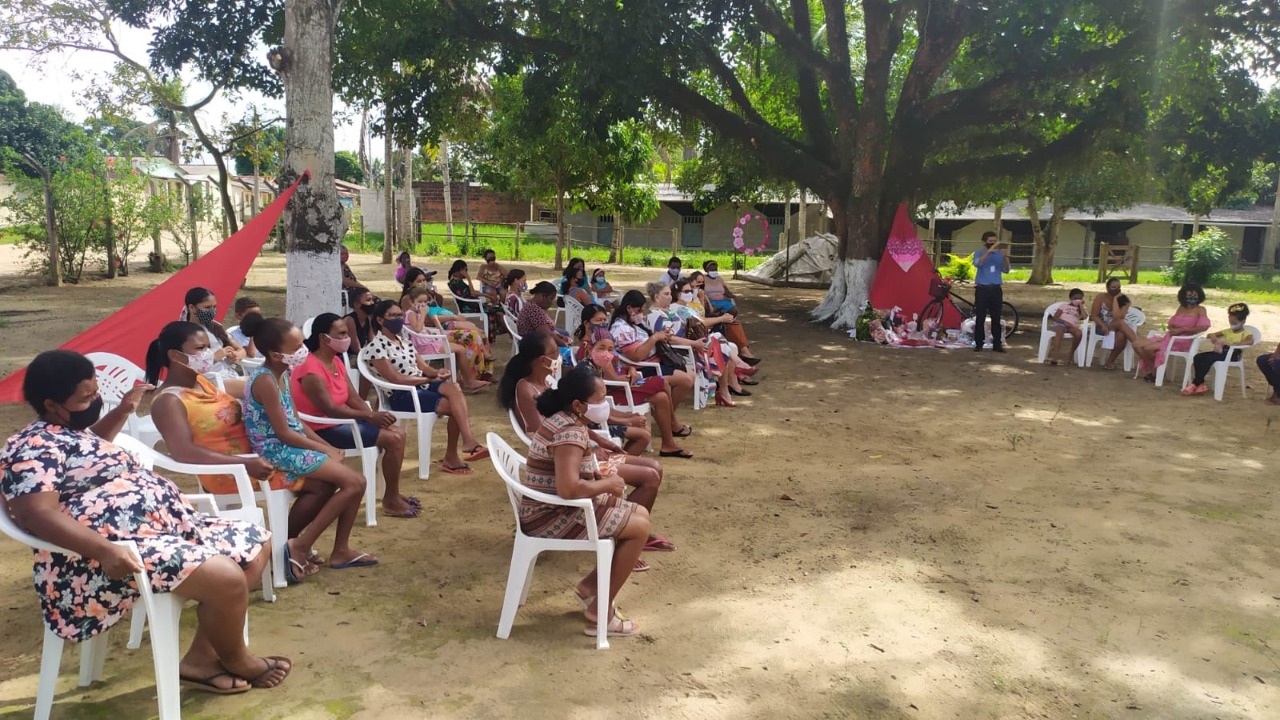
[1183,303,1253,396]
[1046,288,1086,366]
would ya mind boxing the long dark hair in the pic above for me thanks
[145,320,206,385]
[182,286,232,347]
[562,257,584,279]
[610,289,648,329]
[241,312,294,355]
[448,259,467,278]
[504,268,526,290]
[534,364,599,417]
[498,330,552,410]
[371,299,400,333]
[574,303,607,341]
[400,267,429,297]
[304,313,343,352]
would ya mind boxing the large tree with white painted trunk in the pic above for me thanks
[423,0,1278,328]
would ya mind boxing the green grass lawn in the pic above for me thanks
[345,224,769,270]
[1005,266,1280,304]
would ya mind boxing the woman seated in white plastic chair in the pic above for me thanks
[291,313,416,519]
[181,286,246,380]
[647,282,745,407]
[609,290,697,418]
[404,285,493,391]
[365,300,490,474]
[1,349,289,693]
[502,269,528,315]
[499,331,675,564]
[147,320,371,581]
[519,364,652,637]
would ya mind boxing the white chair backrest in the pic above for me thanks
[488,432,531,522]
[86,352,147,406]
[301,316,316,339]
[111,432,157,469]
[563,295,585,333]
[226,325,240,338]
[1041,302,1065,328]
[1125,307,1145,329]
[508,409,533,447]
[451,289,483,314]
[503,313,522,341]
[1238,325,1263,350]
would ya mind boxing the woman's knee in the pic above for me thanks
[378,427,406,450]
[624,507,651,537]
[179,554,248,600]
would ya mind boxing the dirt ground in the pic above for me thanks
[1,252,1279,719]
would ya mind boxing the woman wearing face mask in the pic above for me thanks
[564,266,593,307]
[404,286,494,391]
[521,364,653,636]
[2,349,295,693]
[290,314,416,519]
[241,313,379,580]
[559,257,586,297]
[447,259,506,344]
[364,300,489,474]
[686,272,759,363]
[700,260,738,316]
[500,335,673,568]
[610,290,697,424]
[1131,282,1211,382]
[590,269,616,310]
[181,287,246,378]
[648,282,746,406]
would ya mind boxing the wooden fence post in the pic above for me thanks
[566,225,573,258]
[1129,246,1140,284]
[514,223,522,260]
[671,227,678,255]
[1097,242,1110,283]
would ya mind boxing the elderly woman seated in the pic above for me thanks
[1,350,290,693]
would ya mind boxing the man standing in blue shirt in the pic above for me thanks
[971,231,1010,352]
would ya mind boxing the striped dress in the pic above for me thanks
[520,411,636,539]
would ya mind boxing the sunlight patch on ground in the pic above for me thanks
[1092,653,1263,719]
[1013,407,1118,428]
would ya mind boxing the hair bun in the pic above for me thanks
[1229,302,1249,318]
[239,310,266,338]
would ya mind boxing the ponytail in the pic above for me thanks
[145,321,206,384]
[534,364,599,417]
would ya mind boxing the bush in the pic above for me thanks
[938,253,975,282]
[1164,228,1233,285]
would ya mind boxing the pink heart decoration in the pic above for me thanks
[886,234,923,272]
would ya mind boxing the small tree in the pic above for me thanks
[109,159,177,275]
[1165,227,1234,286]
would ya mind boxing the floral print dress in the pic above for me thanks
[0,421,269,642]
[242,365,328,480]
[448,278,505,344]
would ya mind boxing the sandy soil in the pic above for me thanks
[0,253,1279,719]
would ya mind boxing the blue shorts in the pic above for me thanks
[387,381,444,413]
[314,419,381,449]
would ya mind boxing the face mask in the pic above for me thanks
[194,307,217,326]
[520,283,528,293]
[382,318,405,335]
[590,350,615,368]
[584,401,611,428]
[668,268,680,278]
[629,311,644,325]
[594,277,606,288]
[543,355,563,386]
[184,348,216,374]
[325,334,352,353]
[679,292,695,303]
[61,396,104,431]
[360,302,375,313]
[426,282,436,293]
[280,346,310,368]
[707,271,719,279]
[1071,299,1083,307]
[414,302,429,314]
[1230,322,1244,331]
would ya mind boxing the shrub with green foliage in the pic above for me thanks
[1163,227,1233,285]
[938,253,975,282]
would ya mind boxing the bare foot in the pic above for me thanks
[223,655,292,689]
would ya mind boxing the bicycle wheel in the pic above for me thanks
[1000,302,1020,338]
[919,298,946,331]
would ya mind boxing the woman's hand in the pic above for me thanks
[627,415,646,428]
[95,543,144,580]
[368,411,397,428]
[323,445,345,463]
[246,457,275,480]
[602,474,626,497]
[118,383,154,414]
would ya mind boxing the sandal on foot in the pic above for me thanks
[180,671,251,695]
[246,656,292,689]
[644,535,676,552]
[463,446,490,462]
[584,614,640,638]
[283,545,316,585]
[383,505,421,518]
[673,424,693,438]
[659,448,693,459]
[633,559,651,573]
[330,552,379,569]
[440,462,474,475]
[307,550,326,566]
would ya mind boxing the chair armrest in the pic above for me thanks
[509,483,594,511]
[186,493,220,515]
[150,455,258,514]
[297,412,357,427]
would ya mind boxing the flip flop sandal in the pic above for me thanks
[330,552,380,569]
[673,425,693,438]
[283,545,310,585]
[247,656,293,689]
[738,378,760,386]
[404,496,422,508]
[440,462,474,475]
[180,671,251,695]
[463,446,490,462]
[584,613,640,638]
[632,559,651,573]
[307,550,326,566]
[644,536,676,552]
[659,449,694,459]
[383,506,421,518]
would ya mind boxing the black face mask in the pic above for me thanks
[360,302,376,313]
[62,396,104,431]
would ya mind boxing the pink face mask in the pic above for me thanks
[590,350,615,368]
[326,334,352,353]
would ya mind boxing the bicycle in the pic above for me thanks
[919,277,1020,339]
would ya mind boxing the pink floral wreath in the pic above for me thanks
[732,213,771,256]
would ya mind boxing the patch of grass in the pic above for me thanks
[1183,503,1242,522]
[1007,266,1280,304]
[322,696,364,720]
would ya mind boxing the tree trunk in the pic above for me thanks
[281,0,348,323]
[554,178,566,270]
[41,174,61,287]
[440,138,453,244]
[811,192,889,329]
[358,109,370,184]
[252,159,261,215]
[399,144,414,250]
[184,111,240,235]
[382,111,394,263]
[1027,196,1066,285]
[797,189,807,241]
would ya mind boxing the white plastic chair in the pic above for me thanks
[404,326,460,379]
[562,294,585,334]
[666,344,709,410]
[297,413,382,526]
[1136,326,1207,389]
[604,380,652,416]
[301,316,316,339]
[85,352,162,447]
[1,486,255,719]
[487,433,613,649]
[358,347,440,480]
[1036,302,1089,366]
[448,289,491,340]
[1209,325,1262,401]
[508,408,534,447]
[503,312,523,353]
[1084,308,1144,371]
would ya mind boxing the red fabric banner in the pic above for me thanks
[868,204,964,328]
[0,175,305,403]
